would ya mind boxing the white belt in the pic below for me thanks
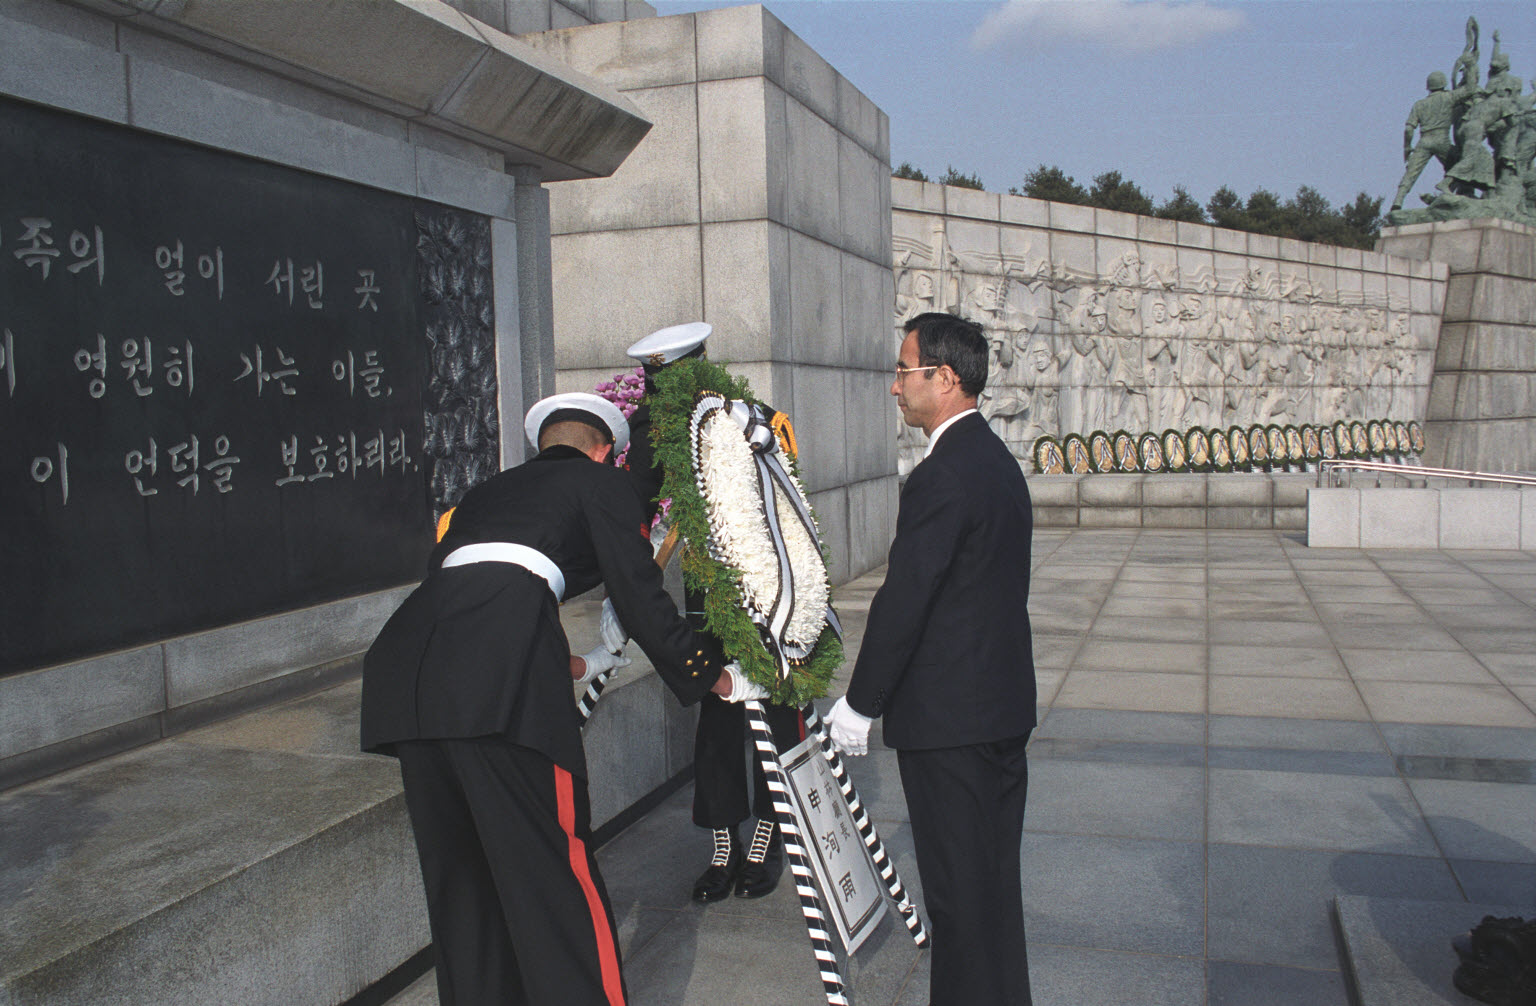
[441,543,565,601]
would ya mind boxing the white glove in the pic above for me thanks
[720,663,770,703]
[825,696,873,756]
[599,598,628,654]
[576,646,630,685]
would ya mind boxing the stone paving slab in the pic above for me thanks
[1335,895,1529,1006]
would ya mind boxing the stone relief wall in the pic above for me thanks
[892,181,1448,474]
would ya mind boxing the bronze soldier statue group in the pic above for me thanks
[360,311,1039,1006]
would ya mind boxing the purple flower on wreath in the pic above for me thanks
[594,366,668,531]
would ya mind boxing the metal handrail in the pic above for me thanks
[1318,460,1536,489]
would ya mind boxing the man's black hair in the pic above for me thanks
[904,312,988,397]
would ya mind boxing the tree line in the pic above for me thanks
[892,163,1384,250]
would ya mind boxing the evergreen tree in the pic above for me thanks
[893,162,930,182]
[984,165,1383,249]
[939,165,985,190]
[1154,185,1206,223]
[1088,170,1154,216]
[1016,164,1089,204]
[1244,188,1284,234]
[1340,192,1384,247]
[1206,185,1245,230]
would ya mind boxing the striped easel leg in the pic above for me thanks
[745,699,849,1006]
[576,669,614,726]
[802,703,930,949]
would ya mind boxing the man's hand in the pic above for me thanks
[712,663,769,703]
[599,598,628,654]
[573,646,631,685]
[825,696,873,757]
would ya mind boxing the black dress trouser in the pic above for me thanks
[396,738,626,1006]
[691,692,804,829]
[898,733,1033,1006]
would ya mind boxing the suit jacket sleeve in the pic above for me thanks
[585,475,723,706]
[843,458,967,718]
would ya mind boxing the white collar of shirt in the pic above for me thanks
[923,408,978,459]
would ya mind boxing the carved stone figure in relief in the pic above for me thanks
[1103,284,1148,430]
[1288,339,1325,424]
[1388,317,1418,418]
[1143,299,1184,428]
[1057,292,1112,434]
[1252,315,1294,426]
[1174,298,1224,429]
[978,316,1034,450]
[1017,339,1062,448]
[895,268,938,323]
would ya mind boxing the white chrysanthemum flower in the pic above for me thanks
[697,411,827,650]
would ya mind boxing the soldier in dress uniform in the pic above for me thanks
[600,323,805,903]
[361,392,766,1006]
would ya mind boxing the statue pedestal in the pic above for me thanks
[1378,219,1536,473]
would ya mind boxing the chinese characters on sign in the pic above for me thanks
[780,736,887,954]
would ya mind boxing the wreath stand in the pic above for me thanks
[744,698,929,1006]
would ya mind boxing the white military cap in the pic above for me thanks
[524,392,630,455]
[626,321,711,366]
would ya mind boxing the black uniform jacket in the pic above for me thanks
[622,399,668,526]
[360,445,725,775]
[844,412,1036,749]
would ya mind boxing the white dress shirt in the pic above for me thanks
[923,408,979,459]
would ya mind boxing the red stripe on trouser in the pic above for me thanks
[554,765,625,1006]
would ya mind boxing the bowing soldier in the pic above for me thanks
[361,392,766,1006]
[601,322,805,902]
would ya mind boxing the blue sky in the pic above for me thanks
[651,1,1536,213]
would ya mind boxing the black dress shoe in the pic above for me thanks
[734,848,782,898]
[735,821,782,898]
[691,828,742,903]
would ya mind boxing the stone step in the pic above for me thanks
[1335,894,1530,1006]
[1029,471,1316,530]
[0,681,427,1006]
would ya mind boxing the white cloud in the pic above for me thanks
[971,1,1247,53]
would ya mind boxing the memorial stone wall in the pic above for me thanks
[892,179,1450,476]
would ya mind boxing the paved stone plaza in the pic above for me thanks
[385,527,1536,1006]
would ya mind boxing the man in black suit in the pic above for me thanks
[361,392,765,1006]
[826,312,1036,1006]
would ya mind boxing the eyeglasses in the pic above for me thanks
[893,364,939,381]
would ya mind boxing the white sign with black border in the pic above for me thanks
[780,736,887,954]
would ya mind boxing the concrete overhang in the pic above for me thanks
[92,0,652,180]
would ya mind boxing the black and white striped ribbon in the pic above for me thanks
[576,669,614,725]
[745,699,849,1006]
[802,702,930,949]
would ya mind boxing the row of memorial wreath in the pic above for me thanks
[1033,419,1426,476]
